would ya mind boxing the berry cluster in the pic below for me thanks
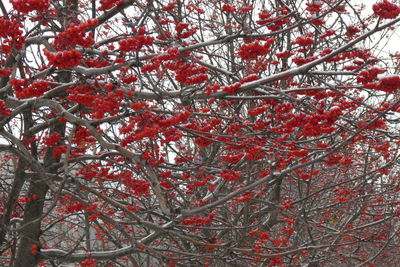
[141,149,164,167]
[52,145,67,158]
[10,0,50,13]
[245,146,265,161]
[364,75,400,92]
[356,68,386,84]
[181,214,215,226]
[187,3,205,14]
[220,153,244,164]
[373,0,400,19]
[121,175,150,197]
[220,169,241,181]
[276,50,294,59]
[66,85,123,119]
[119,34,154,52]
[319,30,335,39]
[0,68,11,77]
[64,199,85,213]
[72,126,95,147]
[221,82,241,94]
[0,18,25,53]
[305,1,323,13]
[121,75,137,84]
[0,18,22,39]
[10,79,51,99]
[43,132,62,147]
[66,85,95,107]
[292,35,315,46]
[248,105,268,116]
[162,1,177,12]
[221,4,236,13]
[99,0,124,11]
[256,8,291,31]
[240,74,260,83]
[194,137,213,147]
[176,27,198,39]
[292,56,318,66]
[175,22,189,33]
[346,25,361,38]
[53,19,98,51]
[238,39,275,60]
[44,49,82,69]
[79,258,97,267]
[0,100,11,117]
[174,63,208,85]
[143,48,209,85]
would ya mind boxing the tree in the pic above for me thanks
[1,0,400,266]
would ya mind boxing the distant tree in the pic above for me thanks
[1,0,400,266]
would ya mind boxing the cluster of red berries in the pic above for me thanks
[44,49,82,69]
[220,169,241,181]
[245,146,265,161]
[319,30,335,39]
[0,18,25,53]
[64,201,85,213]
[52,145,67,158]
[175,22,189,32]
[66,85,95,107]
[256,8,290,31]
[119,35,154,52]
[305,1,323,13]
[67,85,123,119]
[221,4,236,13]
[162,1,177,12]
[53,19,98,51]
[248,105,268,116]
[292,56,318,66]
[99,0,124,11]
[10,0,49,13]
[0,100,11,117]
[357,68,386,84]
[0,18,22,39]
[220,152,244,164]
[43,132,62,147]
[73,126,96,145]
[292,35,315,46]
[1,36,25,53]
[141,149,165,167]
[181,214,215,226]
[76,164,102,181]
[238,39,275,60]
[11,79,50,99]
[144,48,208,85]
[174,63,208,85]
[240,74,260,83]
[122,176,151,197]
[195,137,213,147]
[221,82,241,94]
[364,75,400,92]
[373,0,400,19]
[0,68,11,77]
[177,27,198,39]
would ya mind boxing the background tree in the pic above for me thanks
[1,0,400,266]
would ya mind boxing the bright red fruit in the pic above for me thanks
[373,0,400,19]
